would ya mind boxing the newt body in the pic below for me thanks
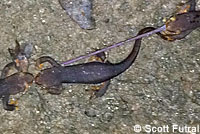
[35,27,155,94]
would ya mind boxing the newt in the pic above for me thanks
[161,0,200,41]
[35,27,155,95]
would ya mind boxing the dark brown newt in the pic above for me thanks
[35,27,155,94]
[161,0,200,41]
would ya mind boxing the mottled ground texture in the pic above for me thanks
[0,0,200,134]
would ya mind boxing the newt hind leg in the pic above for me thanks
[1,63,18,111]
[1,62,16,79]
[91,80,111,97]
[88,52,111,98]
[2,94,17,111]
[35,56,61,70]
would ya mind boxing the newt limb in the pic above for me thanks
[1,62,16,79]
[91,80,111,98]
[8,98,19,110]
[35,56,60,68]
[2,95,16,111]
[89,52,111,97]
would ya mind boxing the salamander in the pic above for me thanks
[161,0,200,41]
[35,27,155,94]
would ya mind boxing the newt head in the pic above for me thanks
[14,55,29,72]
[161,11,200,41]
[161,15,182,41]
[160,0,200,41]
[8,40,33,72]
[35,67,62,88]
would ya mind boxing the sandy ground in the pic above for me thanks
[0,0,200,133]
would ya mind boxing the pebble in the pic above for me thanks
[59,0,95,30]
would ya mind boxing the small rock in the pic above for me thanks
[59,0,95,30]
